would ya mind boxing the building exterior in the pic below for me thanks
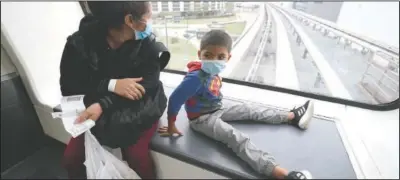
[291,2,399,48]
[292,1,343,23]
[336,2,399,49]
[151,1,228,13]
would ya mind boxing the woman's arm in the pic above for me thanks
[59,38,149,111]
[137,57,161,91]
[85,58,162,111]
[136,41,170,92]
[59,39,129,111]
[59,39,111,96]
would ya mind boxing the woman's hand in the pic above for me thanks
[75,103,103,124]
[115,78,146,100]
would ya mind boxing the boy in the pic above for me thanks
[159,30,314,179]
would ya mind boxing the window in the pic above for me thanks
[203,2,209,11]
[161,2,169,12]
[225,2,234,13]
[194,2,202,12]
[172,1,180,12]
[183,2,191,11]
[151,2,159,12]
[77,1,399,109]
[152,1,399,108]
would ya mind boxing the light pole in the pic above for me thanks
[164,17,168,48]
[186,13,189,62]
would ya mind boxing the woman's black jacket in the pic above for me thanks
[59,15,170,148]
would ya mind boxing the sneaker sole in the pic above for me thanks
[298,100,314,130]
[300,170,313,179]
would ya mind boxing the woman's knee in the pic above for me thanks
[123,121,159,160]
[62,135,85,168]
[123,147,155,179]
[122,122,159,177]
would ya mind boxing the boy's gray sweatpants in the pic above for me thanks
[189,103,289,176]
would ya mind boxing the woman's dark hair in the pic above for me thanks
[87,1,151,29]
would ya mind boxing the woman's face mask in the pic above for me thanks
[134,19,153,40]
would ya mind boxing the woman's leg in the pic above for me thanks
[122,121,159,179]
[62,135,86,179]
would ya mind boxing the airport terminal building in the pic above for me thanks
[151,1,228,13]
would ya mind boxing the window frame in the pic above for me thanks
[163,69,399,111]
[77,2,399,111]
[79,1,90,15]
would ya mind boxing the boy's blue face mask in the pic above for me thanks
[201,60,227,75]
[135,21,153,40]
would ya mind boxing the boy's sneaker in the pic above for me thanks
[285,170,313,179]
[289,100,314,130]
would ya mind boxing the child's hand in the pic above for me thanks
[158,123,183,137]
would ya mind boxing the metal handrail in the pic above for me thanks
[245,4,272,82]
[364,64,398,84]
[281,5,399,57]
[361,61,399,102]
[291,10,400,80]
[232,6,262,48]
[272,3,399,103]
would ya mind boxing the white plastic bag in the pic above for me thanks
[84,130,141,179]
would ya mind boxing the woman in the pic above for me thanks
[59,1,169,179]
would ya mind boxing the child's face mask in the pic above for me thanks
[198,45,230,75]
[201,60,226,75]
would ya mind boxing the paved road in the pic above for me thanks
[228,8,277,85]
[232,7,398,104]
[153,24,206,29]
[232,8,330,96]
[154,27,200,49]
[229,20,265,81]
[253,13,277,86]
[276,10,332,97]
[237,12,259,34]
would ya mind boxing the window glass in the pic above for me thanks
[151,1,400,105]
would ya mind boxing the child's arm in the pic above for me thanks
[167,73,202,123]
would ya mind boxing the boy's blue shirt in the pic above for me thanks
[167,61,223,122]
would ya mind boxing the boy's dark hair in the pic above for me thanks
[200,30,233,52]
[87,1,151,29]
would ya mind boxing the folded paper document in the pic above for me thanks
[52,95,95,138]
